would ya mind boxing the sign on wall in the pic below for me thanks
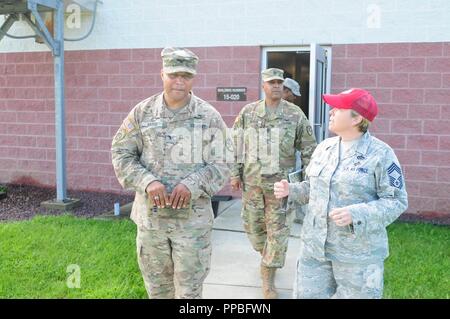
[216,87,247,101]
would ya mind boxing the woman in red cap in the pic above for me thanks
[274,88,408,298]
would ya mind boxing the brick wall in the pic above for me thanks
[332,42,450,214]
[2,42,449,215]
[0,46,260,195]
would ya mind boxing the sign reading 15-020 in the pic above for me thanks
[216,87,247,101]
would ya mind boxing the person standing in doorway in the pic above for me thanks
[282,77,301,104]
[282,77,307,225]
[231,68,317,299]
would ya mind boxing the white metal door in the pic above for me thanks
[309,44,331,143]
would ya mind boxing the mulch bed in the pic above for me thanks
[399,211,450,226]
[0,183,449,225]
[0,183,134,222]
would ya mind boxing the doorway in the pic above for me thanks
[266,50,310,117]
[262,45,332,143]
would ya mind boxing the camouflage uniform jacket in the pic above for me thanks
[289,132,408,263]
[231,99,316,186]
[111,92,231,231]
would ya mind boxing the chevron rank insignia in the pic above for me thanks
[387,162,403,189]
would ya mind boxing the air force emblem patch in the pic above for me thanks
[387,162,403,189]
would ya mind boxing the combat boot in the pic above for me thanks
[260,265,278,299]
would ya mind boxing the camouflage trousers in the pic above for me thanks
[241,184,293,268]
[136,226,212,299]
[293,243,384,299]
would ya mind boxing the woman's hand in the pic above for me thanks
[329,207,353,227]
[274,180,290,199]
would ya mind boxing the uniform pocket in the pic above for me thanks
[157,205,191,219]
[198,244,212,270]
[307,165,324,177]
[141,124,161,139]
[280,122,296,153]
[141,124,164,159]
[337,228,370,255]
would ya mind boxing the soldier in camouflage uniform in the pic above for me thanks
[282,78,301,104]
[282,78,308,225]
[231,68,317,299]
[274,88,408,299]
[111,47,231,299]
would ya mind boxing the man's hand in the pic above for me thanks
[146,181,169,208]
[169,183,191,209]
[230,177,242,191]
[329,207,353,227]
[274,179,289,199]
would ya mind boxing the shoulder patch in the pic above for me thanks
[387,162,403,189]
[122,117,137,133]
[306,125,313,136]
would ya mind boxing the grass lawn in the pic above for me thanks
[0,215,146,298]
[0,215,448,298]
[384,222,449,299]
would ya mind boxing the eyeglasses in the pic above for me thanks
[166,73,194,80]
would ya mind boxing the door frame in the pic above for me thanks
[309,44,333,142]
[261,45,333,139]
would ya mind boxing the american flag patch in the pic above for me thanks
[123,118,135,132]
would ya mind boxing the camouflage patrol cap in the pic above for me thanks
[161,47,199,75]
[261,68,284,82]
[283,78,301,96]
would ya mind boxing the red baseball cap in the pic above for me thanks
[322,88,378,122]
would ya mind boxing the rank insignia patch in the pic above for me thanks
[387,162,403,189]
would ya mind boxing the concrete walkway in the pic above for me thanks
[203,199,302,299]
